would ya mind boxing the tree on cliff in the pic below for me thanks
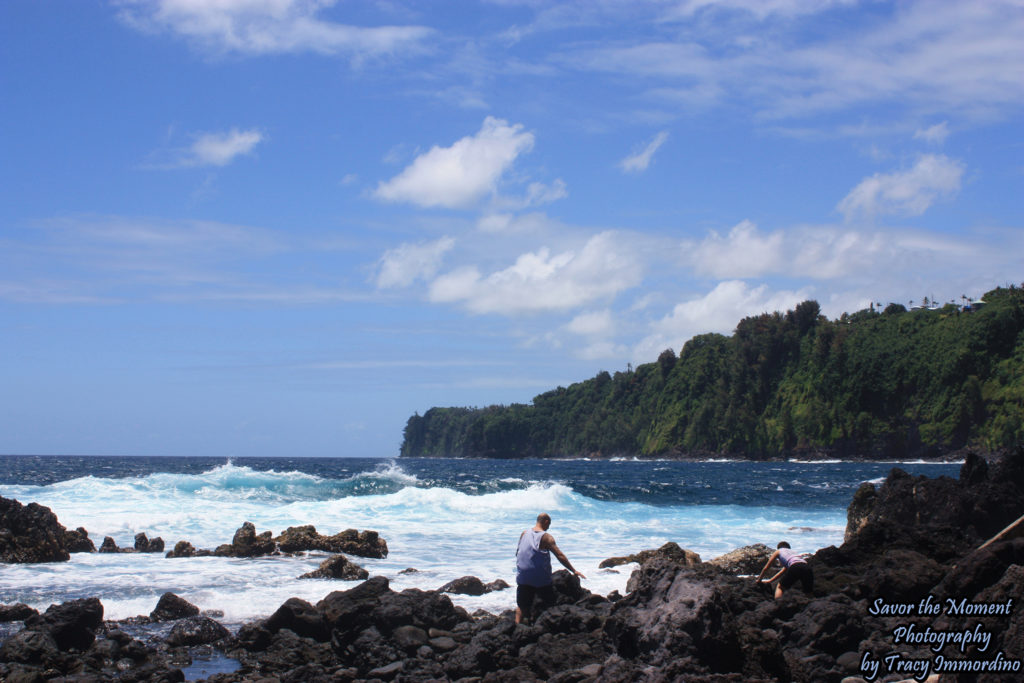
[401,285,1024,460]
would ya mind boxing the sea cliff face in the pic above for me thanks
[2,448,1023,681]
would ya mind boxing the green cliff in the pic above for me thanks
[401,285,1024,460]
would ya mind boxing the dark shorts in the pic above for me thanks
[780,562,814,593]
[516,583,555,621]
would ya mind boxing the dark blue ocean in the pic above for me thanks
[0,456,959,624]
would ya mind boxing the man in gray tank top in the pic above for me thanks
[515,512,586,624]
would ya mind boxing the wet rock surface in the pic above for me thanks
[166,522,390,559]
[439,575,510,596]
[150,593,201,622]
[0,496,71,563]
[275,524,390,558]
[298,553,370,580]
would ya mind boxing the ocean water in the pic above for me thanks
[0,456,960,627]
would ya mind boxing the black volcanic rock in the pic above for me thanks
[298,553,369,580]
[0,598,187,681]
[24,597,104,651]
[216,521,277,557]
[0,628,61,667]
[135,532,165,553]
[64,526,96,553]
[0,496,70,563]
[708,543,774,575]
[99,535,122,553]
[263,597,330,641]
[166,615,230,647]
[843,449,1024,553]
[166,540,196,558]
[164,523,389,560]
[149,592,200,622]
[440,575,512,595]
[0,603,38,622]
[275,524,389,558]
[600,541,701,569]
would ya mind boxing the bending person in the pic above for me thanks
[756,541,814,599]
[515,512,586,624]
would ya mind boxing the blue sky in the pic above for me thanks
[2,0,1022,458]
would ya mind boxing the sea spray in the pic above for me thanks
[0,456,958,624]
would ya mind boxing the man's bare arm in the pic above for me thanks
[542,533,586,579]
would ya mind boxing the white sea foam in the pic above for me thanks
[0,462,851,624]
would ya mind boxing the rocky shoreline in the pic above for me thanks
[2,448,1023,682]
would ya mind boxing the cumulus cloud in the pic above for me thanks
[374,117,535,209]
[686,220,784,278]
[838,154,964,221]
[684,221,892,280]
[634,280,812,360]
[118,0,431,57]
[620,131,669,173]
[914,122,951,145]
[186,128,264,167]
[375,236,455,289]
[428,231,642,314]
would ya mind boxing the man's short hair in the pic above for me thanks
[777,541,791,549]
[537,513,551,525]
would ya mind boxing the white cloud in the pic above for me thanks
[375,236,455,289]
[914,122,951,145]
[666,0,856,20]
[489,179,569,212]
[525,179,568,206]
[684,221,890,280]
[374,117,535,209]
[837,154,964,221]
[576,340,630,361]
[687,220,784,278]
[118,0,431,57]
[476,212,557,234]
[568,2,1024,121]
[187,128,264,167]
[566,309,614,337]
[428,231,643,314]
[635,280,812,360]
[620,131,670,173]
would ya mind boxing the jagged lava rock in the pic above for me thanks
[275,524,389,558]
[64,526,96,553]
[0,603,38,622]
[149,592,200,622]
[298,554,369,580]
[217,521,277,557]
[708,543,774,575]
[24,597,104,651]
[600,541,701,569]
[0,496,70,563]
[134,532,165,553]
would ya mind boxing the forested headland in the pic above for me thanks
[400,285,1024,461]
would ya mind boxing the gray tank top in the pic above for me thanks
[516,529,552,586]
